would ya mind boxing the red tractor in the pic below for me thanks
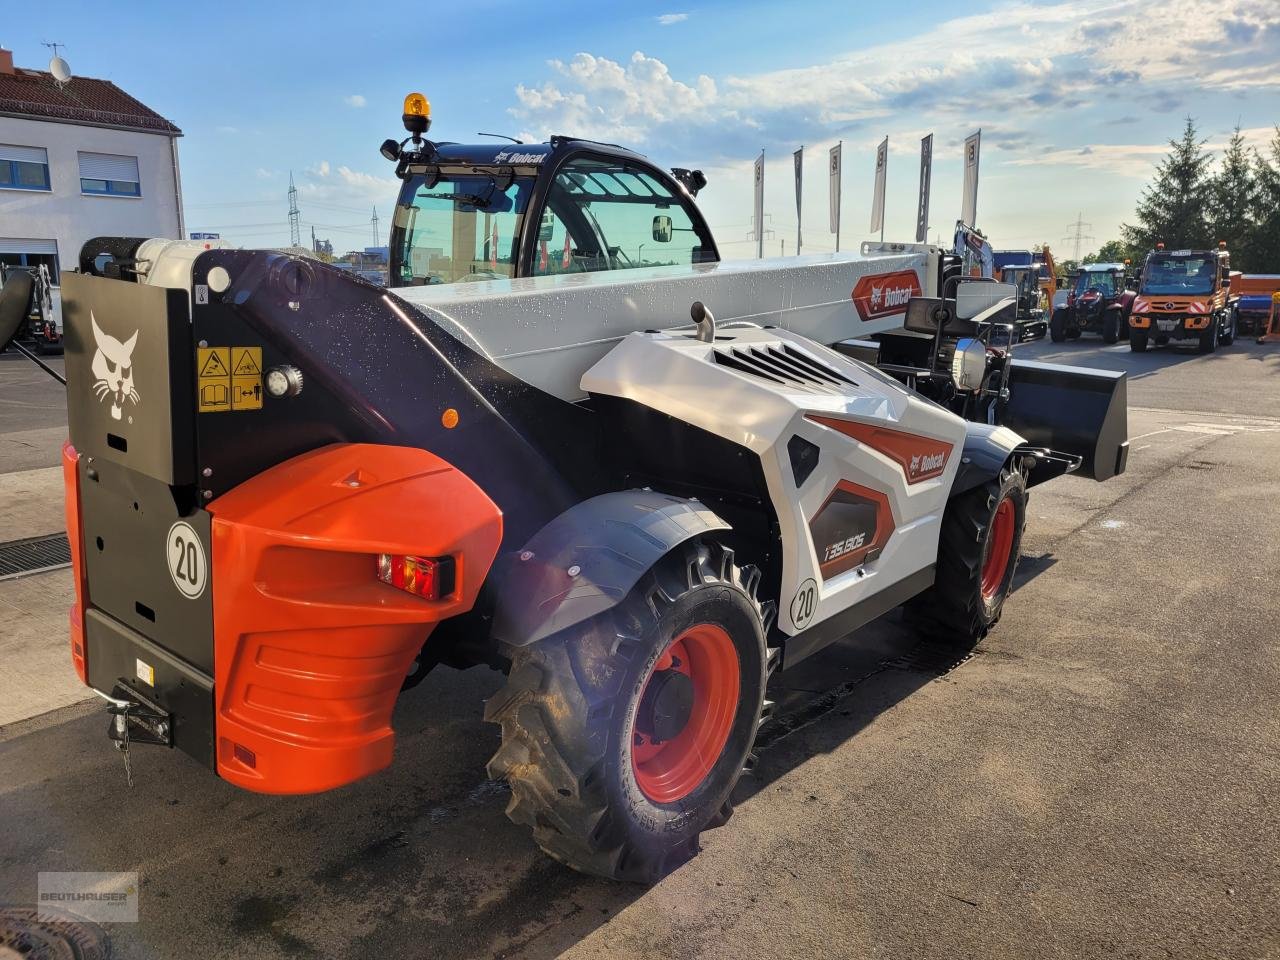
[1050,263,1136,344]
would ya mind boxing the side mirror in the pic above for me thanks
[538,212,555,242]
[0,270,34,352]
[652,215,673,243]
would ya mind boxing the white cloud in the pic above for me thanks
[344,94,367,108]
[656,12,688,25]
[507,0,1280,159]
[308,160,331,178]
[254,167,278,179]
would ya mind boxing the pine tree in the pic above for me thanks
[1210,125,1258,266]
[1122,117,1214,253]
[1246,126,1280,271]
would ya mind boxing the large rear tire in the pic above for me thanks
[909,468,1026,646]
[485,540,770,882]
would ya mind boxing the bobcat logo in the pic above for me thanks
[90,313,140,420]
[870,285,883,309]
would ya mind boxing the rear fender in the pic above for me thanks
[951,423,1081,495]
[208,442,502,794]
[491,491,730,647]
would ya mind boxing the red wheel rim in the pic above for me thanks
[631,623,740,804]
[981,497,1016,601]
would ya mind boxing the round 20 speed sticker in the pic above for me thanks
[790,578,817,630]
[166,520,208,600]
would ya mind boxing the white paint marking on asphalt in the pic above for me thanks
[1100,519,1127,529]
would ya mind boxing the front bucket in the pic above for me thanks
[1004,359,1128,481]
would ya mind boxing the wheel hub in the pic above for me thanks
[636,667,694,743]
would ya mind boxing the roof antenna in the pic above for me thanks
[477,133,524,144]
[42,41,72,86]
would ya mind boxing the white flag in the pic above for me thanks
[961,130,981,228]
[753,150,765,259]
[870,137,888,235]
[828,142,842,238]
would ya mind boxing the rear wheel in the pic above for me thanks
[909,468,1026,646]
[1049,309,1067,343]
[1130,329,1149,352]
[485,540,770,882]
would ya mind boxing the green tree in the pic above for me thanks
[1246,126,1280,271]
[1084,240,1138,266]
[1210,125,1258,266]
[1122,117,1214,253]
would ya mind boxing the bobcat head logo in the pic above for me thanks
[870,285,883,309]
[90,313,140,420]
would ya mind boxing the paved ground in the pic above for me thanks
[0,338,1278,959]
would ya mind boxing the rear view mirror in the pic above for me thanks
[538,212,555,242]
[0,270,34,351]
[652,215,673,243]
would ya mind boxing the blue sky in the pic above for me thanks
[10,0,1279,258]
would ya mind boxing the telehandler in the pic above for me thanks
[0,93,1128,882]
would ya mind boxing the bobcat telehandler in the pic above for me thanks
[0,93,1128,883]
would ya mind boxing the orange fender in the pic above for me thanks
[207,443,502,794]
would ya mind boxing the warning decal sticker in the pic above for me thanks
[230,347,263,411]
[197,345,264,413]
[197,347,231,412]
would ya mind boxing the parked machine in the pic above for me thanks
[1235,274,1280,336]
[1051,262,1135,344]
[1129,243,1240,353]
[0,93,1129,884]
[0,263,62,354]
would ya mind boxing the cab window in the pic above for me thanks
[531,157,713,277]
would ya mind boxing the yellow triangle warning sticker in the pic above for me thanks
[232,347,262,376]
[198,349,230,378]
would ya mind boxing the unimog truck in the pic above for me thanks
[1129,244,1240,353]
[0,94,1128,883]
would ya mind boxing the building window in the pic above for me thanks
[0,145,51,191]
[78,152,141,197]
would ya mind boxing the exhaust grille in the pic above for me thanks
[713,343,857,392]
[0,533,72,581]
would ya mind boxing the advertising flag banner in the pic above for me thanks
[829,142,842,248]
[961,130,981,227]
[754,151,765,258]
[794,146,803,255]
[916,134,933,243]
[870,137,888,235]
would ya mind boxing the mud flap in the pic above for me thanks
[1003,359,1128,481]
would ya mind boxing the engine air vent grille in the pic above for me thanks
[713,343,857,392]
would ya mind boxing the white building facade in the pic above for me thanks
[0,48,182,280]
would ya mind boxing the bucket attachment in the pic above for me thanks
[1003,359,1128,481]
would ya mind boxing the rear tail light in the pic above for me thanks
[376,554,455,600]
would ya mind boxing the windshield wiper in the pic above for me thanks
[417,192,494,208]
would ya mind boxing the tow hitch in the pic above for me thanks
[102,683,173,787]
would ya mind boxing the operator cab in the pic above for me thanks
[380,93,718,288]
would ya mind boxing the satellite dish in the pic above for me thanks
[49,55,71,84]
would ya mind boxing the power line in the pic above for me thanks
[287,172,301,249]
[1062,212,1095,262]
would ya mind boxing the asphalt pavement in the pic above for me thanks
[1,337,1278,959]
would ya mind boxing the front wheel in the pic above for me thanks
[909,468,1027,646]
[1220,309,1236,346]
[1049,309,1067,343]
[485,540,770,882]
[1102,309,1122,344]
[1198,319,1219,354]
[1130,329,1149,352]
